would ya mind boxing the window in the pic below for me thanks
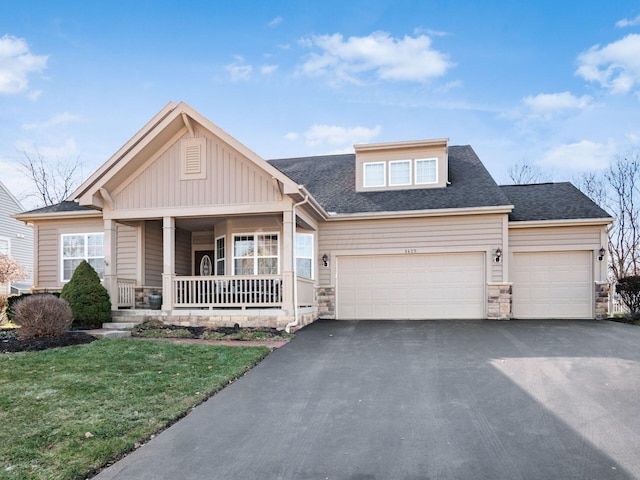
[61,233,105,281]
[389,160,411,186]
[215,236,226,275]
[0,237,9,256]
[296,233,313,279]
[233,234,279,275]
[363,162,385,187]
[415,158,437,184]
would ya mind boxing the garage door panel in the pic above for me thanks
[513,251,592,319]
[337,253,485,320]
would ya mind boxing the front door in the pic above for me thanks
[194,250,215,276]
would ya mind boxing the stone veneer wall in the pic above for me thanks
[317,286,336,319]
[137,310,318,331]
[134,287,162,309]
[594,282,610,319]
[487,283,512,320]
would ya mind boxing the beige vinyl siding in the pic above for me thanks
[318,214,505,286]
[144,221,163,286]
[114,130,280,210]
[175,228,192,276]
[116,223,138,281]
[33,218,104,290]
[509,225,602,249]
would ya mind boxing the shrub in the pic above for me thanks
[0,294,9,323]
[0,254,28,285]
[13,294,73,339]
[6,292,60,322]
[616,276,640,315]
[60,261,111,328]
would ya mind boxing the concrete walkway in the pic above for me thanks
[94,320,640,480]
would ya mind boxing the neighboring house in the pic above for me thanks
[14,102,613,329]
[0,181,34,294]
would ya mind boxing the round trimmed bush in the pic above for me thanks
[60,260,111,328]
[13,294,73,339]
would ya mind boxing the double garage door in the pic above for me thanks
[336,250,593,320]
[337,253,485,320]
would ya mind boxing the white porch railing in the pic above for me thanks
[173,275,283,309]
[117,278,136,308]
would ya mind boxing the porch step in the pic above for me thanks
[102,322,140,330]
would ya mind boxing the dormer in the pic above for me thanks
[355,138,449,192]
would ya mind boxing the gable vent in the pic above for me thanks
[181,138,207,180]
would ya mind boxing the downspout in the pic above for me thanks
[285,190,309,333]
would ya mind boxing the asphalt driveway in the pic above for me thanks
[95,320,640,480]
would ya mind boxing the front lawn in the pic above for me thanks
[0,339,270,479]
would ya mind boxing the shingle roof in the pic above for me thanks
[499,183,612,222]
[268,145,513,214]
[21,201,94,215]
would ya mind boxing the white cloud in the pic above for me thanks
[540,140,615,171]
[576,34,640,94]
[261,64,278,75]
[616,15,640,28]
[303,124,382,147]
[297,31,453,84]
[16,137,79,161]
[523,91,593,118]
[268,16,283,28]
[224,57,253,81]
[0,35,48,95]
[22,112,81,130]
[284,132,298,141]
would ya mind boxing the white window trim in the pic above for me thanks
[363,161,386,188]
[0,236,9,256]
[215,235,226,276]
[389,160,412,186]
[60,232,105,282]
[232,232,280,276]
[295,232,314,280]
[415,158,438,185]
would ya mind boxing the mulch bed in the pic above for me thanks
[0,329,97,353]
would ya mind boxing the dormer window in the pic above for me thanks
[415,158,437,184]
[363,162,385,187]
[389,160,411,186]
[355,138,448,192]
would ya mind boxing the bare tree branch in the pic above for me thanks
[17,146,82,207]
[507,159,552,185]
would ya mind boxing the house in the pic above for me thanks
[14,102,613,329]
[0,181,34,294]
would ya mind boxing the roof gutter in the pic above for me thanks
[285,189,310,334]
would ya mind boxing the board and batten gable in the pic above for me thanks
[112,127,283,212]
[0,183,34,291]
[318,213,506,286]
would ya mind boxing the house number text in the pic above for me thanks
[405,248,417,254]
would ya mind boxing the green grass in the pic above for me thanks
[0,339,270,479]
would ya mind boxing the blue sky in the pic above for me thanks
[2,1,640,208]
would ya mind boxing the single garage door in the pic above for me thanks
[337,252,485,319]
[512,251,592,318]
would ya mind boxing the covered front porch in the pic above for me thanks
[102,209,320,330]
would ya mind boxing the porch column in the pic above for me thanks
[104,219,118,310]
[281,210,294,312]
[162,216,175,311]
